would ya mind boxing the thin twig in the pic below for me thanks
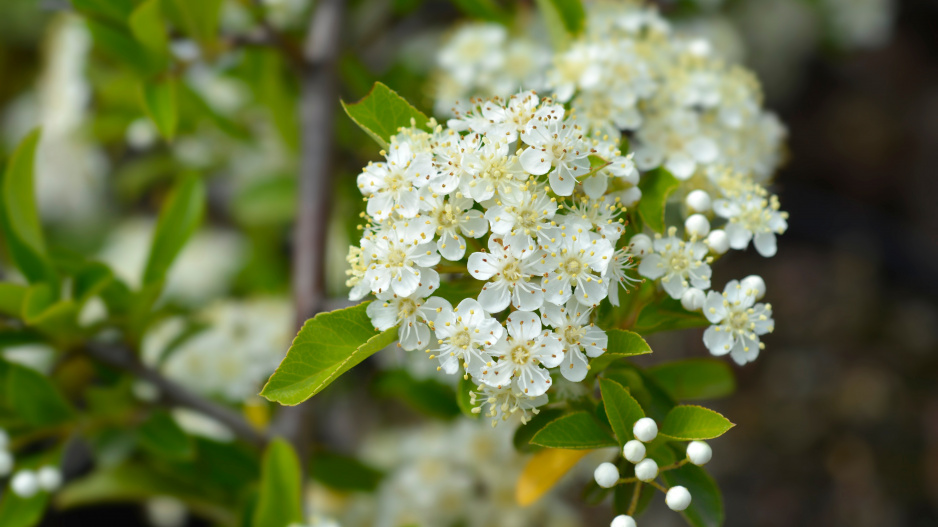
[627,481,643,516]
[85,343,268,447]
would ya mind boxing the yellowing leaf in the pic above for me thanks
[516,448,590,506]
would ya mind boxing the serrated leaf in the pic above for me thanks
[605,364,676,423]
[5,360,74,426]
[143,175,205,286]
[637,167,680,233]
[659,405,734,440]
[309,450,384,492]
[588,329,651,376]
[647,359,736,401]
[137,411,195,461]
[253,439,303,527]
[661,462,724,527]
[633,297,710,335]
[138,78,178,141]
[513,408,566,452]
[530,411,617,449]
[260,302,396,405]
[599,378,645,445]
[516,448,590,506]
[341,82,429,149]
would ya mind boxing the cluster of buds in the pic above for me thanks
[0,428,62,499]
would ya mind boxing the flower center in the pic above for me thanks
[668,252,689,272]
[436,205,457,229]
[518,209,540,232]
[502,261,522,282]
[563,258,583,277]
[563,325,583,346]
[387,248,408,267]
[386,172,406,192]
[452,330,472,350]
[510,343,533,365]
[398,298,418,319]
[728,310,750,332]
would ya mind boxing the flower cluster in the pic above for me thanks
[1,428,62,499]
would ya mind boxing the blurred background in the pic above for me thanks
[1,0,936,526]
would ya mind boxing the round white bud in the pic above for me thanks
[37,466,62,492]
[666,486,692,511]
[686,441,712,466]
[706,229,729,255]
[680,288,705,311]
[684,214,711,237]
[622,440,646,463]
[633,418,658,443]
[740,275,766,300]
[629,234,653,256]
[594,462,620,488]
[685,190,712,213]
[11,470,39,498]
[611,514,637,527]
[634,458,659,482]
[0,450,13,477]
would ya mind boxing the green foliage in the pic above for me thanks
[659,405,734,440]
[71,0,136,24]
[310,450,385,492]
[253,439,304,527]
[85,19,157,76]
[0,492,49,527]
[450,0,511,23]
[587,329,652,376]
[599,378,645,446]
[73,262,114,306]
[341,82,430,149]
[4,360,75,426]
[661,462,724,527]
[232,177,298,227]
[457,375,479,419]
[633,297,710,334]
[143,174,206,286]
[513,408,566,452]
[530,411,617,449]
[129,0,169,68]
[637,167,680,233]
[374,369,461,420]
[260,303,397,405]
[137,411,195,461]
[138,78,178,141]
[605,364,676,423]
[0,283,27,317]
[647,359,736,401]
[535,0,586,49]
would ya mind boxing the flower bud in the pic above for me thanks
[634,458,658,482]
[680,288,705,311]
[0,450,12,477]
[37,466,62,492]
[594,462,620,488]
[633,417,658,442]
[685,190,711,213]
[622,440,646,463]
[629,234,652,256]
[11,470,39,498]
[706,229,729,255]
[740,274,766,300]
[611,514,637,527]
[684,214,710,237]
[686,441,712,466]
[666,485,692,511]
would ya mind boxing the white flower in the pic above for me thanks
[426,130,481,195]
[604,247,642,307]
[430,298,504,376]
[367,270,448,351]
[519,106,591,196]
[475,90,541,143]
[714,192,788,257]
[467,236,545,313]
[637,228,712,299]
[566,195,627,243]
[469,382,547,426]
[461,139,528,202]
[485,184,560,249]
[702,280,774,365]
[362,225,440,297]
[479,311,563,397]
[540,298,607,382]
[541,226,614,307]
[417,190,487,261]
[357,143,435,221]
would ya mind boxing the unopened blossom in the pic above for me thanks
[430,298,504,376]
[541,224,614,307]
[703,280,774,365]
[357,143,435,221]
[417,190,487,261]
[519,105,592,196]
[367,270,448,351]
[479,311,563,397]
[637,227,712,299]
[362,225,440,297]
[540,299,607,382]
[468,237,545,313]
[713,191,788,257]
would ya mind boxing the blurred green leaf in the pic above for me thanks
[637,167,680,233]
[232,177,297,227]
[260,302,397,405]
[647,359,736,401]
[535,0,585,49]
[531,411,617,449]
[661,462,724,527]
[633,297,710,334]
[137,411,195,461]
[4,360,75,426]
[599,378,645,446]
[73,262,114,306]
[143,174,205,286]
[85,19,156,76]
[450,0,511,23]
[587,329,651,376]
[168,0,223,45]
[253,439,304,527]
[456,375,479,419]
[659,405,734,441]
[0,491,49,527]
[0,283,29,318]
[374,369,460,420]
[341,82,429,149]
[513,407,566,452]
[129,0,169,67]
[72,0,136,24]
[309,450,384,492]
[138,78,178,141]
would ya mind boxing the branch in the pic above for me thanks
[85,342,268,447]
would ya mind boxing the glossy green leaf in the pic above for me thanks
[143,175,206,286]
[659,405,734,441]
[138,78,178,141]
[374,369,460,420]
[71,0,136,23]
[5,361,75,426]
[637,167,680,233]
[0,491,49,527]
[530,411,617,449]
[341,82,429,149]
[661,462,724,527]
[599,378,645,445]
[73,262,114,306]
[535,0,585,49]
[129,0,169,64]
[633,297,710,335]
[457,375,479,419]
[310,450,384,492]
[450,0,511,23]
[0,283,28,318]
[138,411,195,461]
[85,19,155,76]
[260,302,397,405]
[605,364,676,423]
[587,329,652,376]
[253,439,304,527]
[513,408,566,452]
[168,0,223,44]
[647,359,736,401]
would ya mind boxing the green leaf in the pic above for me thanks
[341,82,429,149]
[129,0,169,65]
[0,491,49,527]
[138,78,178,141]
[647,359,736,401]
[530,411,617,449]
[450,0,511,23]
[260,302,397,405]
[613,481,653,517]
[137,411,195,461]
[0,283,28,318]
[374,369,460,420]
[168,0,223,45]
[0,130,57,286]
[232,176,297,227]
[253,439,304,527]
[661,462,724,527]
[434,279,484,306]
[512,408,566,452]
[599,378,644,446]
[633,297,710,335]
[535,0,586,49]
[587,329,652,376]
[143,175,206,286]
[637,167,680,233]
[85,19,156,76]
[21,284,55,321]
[605,364,676,423]
[309,450,384,492]
[5,361,75,426]
[456,375,479,419]
[73,262,114,306]
[659,405,734,441]
[71,0,136,24]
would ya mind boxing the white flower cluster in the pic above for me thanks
[0,429,62,499]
